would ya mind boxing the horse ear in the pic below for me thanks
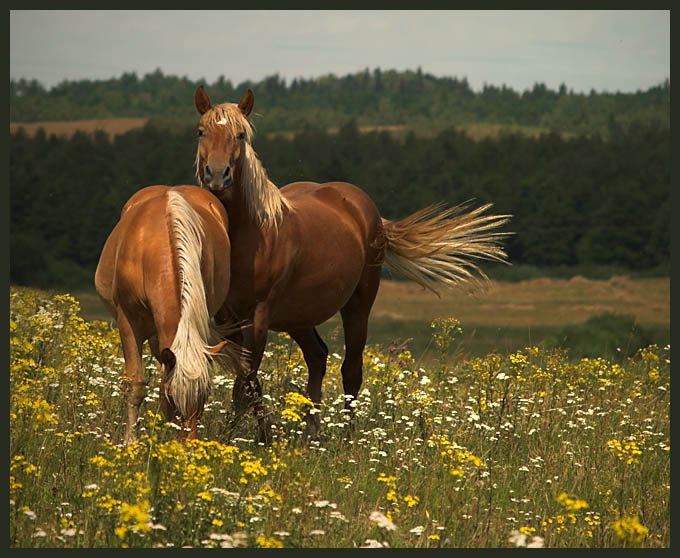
[195,85,212,115]
[238,89,254,117]
[160,348,176,370]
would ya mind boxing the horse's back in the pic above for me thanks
[282,181,383,244]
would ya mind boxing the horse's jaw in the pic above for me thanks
[200,182,233,202]
[215,185,234,203]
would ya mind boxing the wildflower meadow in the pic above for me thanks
[9,287,670,548]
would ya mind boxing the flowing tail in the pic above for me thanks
[381,202,511,296]
[165,190,237,419]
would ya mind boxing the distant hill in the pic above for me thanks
[10,68,670,139]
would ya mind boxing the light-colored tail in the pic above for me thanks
[166,190,220,419]
[381,202,511,296]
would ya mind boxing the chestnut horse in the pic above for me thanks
[194,86,510,440]
[95,185,237,443]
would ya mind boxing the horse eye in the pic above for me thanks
[237,132,245,140]
[197,129,204,137]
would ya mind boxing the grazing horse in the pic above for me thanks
[193,86,510,440]
[95,185,237,443]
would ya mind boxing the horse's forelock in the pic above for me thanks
[202,103,254,142]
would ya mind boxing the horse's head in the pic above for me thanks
[160,339,232,416]
[194,86,254,195]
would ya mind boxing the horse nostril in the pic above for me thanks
[205,164,212,178]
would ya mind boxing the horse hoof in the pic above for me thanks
[256,418,273,445]
[257,429,273,446]
[304,414,321,440]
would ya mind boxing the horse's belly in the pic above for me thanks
[268,269,361,331]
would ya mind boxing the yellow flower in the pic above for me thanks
[9,476,22,495]
[197,490,212,501]
[90,455,113,468]
[607,438,644,464]
[403,494,419,508]
[96,494,121,511]
[519,526,536,536]
[612,515,648,545]
[281,391,314,422]
[285,391,314,408]
[257,535,283,548]
[119,500,151,533]
[240,458,268,484]
[281,408,302,422]
[377,473,397,486]
[556,492,588,512]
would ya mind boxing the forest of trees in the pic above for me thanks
[10,115,669,290]
[10,68,670,138]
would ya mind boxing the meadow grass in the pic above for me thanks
[10,287,670,548]
[73,276,670,364]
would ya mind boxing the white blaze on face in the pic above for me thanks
[216,117,228,125]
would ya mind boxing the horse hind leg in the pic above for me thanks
[116,310,148,444]
[339,267,381,419]
[288,327,329,438]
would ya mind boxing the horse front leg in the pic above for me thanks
[232,302,271,444]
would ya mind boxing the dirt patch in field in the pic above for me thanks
[10,118,149,139]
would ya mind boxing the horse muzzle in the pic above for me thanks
[203,164,233,192]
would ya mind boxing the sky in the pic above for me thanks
[9,10,670,94]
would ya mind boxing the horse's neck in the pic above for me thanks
[227,152,290,234]
[219,182,281,242]
[219,186,254,234]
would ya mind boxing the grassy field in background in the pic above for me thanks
[10,118,556,142]
[75,276,670,363]
[10,118,149,139]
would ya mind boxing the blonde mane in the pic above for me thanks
[195,103,292,230]
[166,190,217,418]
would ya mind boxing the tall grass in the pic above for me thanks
[10,287,669,548]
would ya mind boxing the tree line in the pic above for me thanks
[10,68,670,139]
[9,117,669,290]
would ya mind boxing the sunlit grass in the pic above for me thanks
[10,287,670,548]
